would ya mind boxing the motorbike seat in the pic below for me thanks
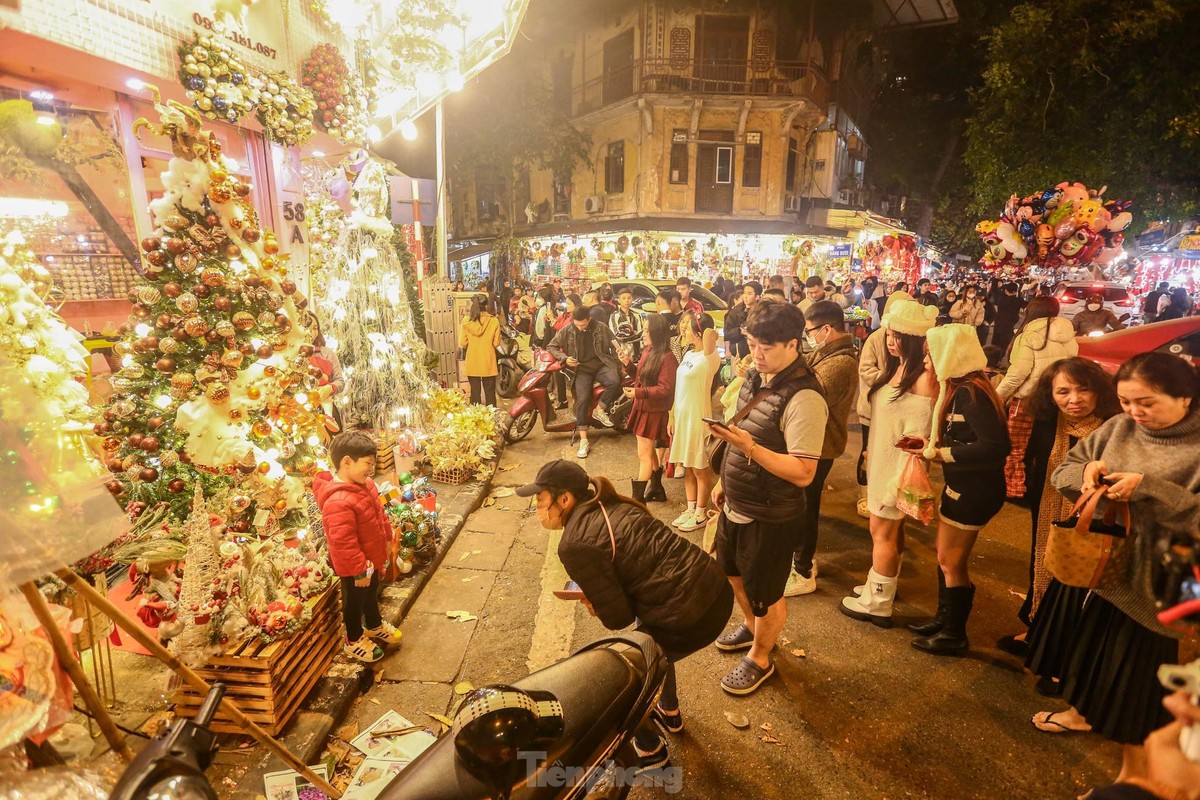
[378,642,651,799]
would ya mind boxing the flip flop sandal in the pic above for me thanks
[715,624,754,652]
[1031,710,1091,733]
[721,657,775,695]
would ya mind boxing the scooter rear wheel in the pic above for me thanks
[503,409,538,443]
[497,363,521,398]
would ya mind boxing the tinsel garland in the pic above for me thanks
[422,398,496,474]
[384,0,461,82]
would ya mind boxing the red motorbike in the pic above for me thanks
[503,349,631,444]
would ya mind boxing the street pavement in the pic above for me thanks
[352,423,1128,799]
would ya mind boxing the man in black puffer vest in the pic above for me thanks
[708,299,828,695]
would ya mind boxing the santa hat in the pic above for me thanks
[881,300,937,336]
[923,324,989,459]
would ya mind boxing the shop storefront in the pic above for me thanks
[0,0,352,343]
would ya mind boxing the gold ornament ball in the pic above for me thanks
[201,268,225,287]
[232,311,256,331]
[171,372,196,391]
[215,320,237,338]
[252,420,272,437]
[257,311,278,328]
[221,349,244,368]
[159,336,181,354]
[138,287,162,305]
[183,316,209,337]
[176,253,199,273]
[176,293,199,313]
[247,386,262,400]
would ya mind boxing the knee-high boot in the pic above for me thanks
[912,584,974,655]
[906,568,947,635]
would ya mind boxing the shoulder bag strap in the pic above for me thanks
[597,502,617,560]
[729,384,776,426]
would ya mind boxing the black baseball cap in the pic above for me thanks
[515,459,591,497]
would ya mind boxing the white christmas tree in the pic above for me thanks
[319,153,434,431]
[0,230,92,424]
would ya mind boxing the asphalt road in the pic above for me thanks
[447,421,1125,799]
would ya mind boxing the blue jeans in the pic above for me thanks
[573,364,621,430]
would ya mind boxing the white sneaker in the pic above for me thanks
[577,439,591,458]
[671,509,696,528]
[784,565,818,597]
[856,498,870,519]
[677,509,705,532]
[592,406,613,427]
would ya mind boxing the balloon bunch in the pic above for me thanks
[977,182,1133,274]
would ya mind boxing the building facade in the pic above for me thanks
[450,0,879,253]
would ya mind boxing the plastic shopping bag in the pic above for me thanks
[896,454,937,525]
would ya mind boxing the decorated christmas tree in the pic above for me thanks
[319,152,434,431]
[96,87,328,536]
[0,230,92,424]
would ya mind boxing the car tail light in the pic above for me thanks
[1060,295,1080,304]
[1114,298,1133,307]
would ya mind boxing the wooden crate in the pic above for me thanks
[171,586,341,735]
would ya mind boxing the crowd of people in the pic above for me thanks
[459,272,1200,798]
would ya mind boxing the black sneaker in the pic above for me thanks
[632,738,670,773]
[651,705,684,735]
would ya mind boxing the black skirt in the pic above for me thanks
[1025,579,1087,681]
[1061,594,1178,745]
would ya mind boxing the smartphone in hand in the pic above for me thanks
[702,416,730,430]
[553,580,585,600]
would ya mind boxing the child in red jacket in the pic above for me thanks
[314,431,403,662]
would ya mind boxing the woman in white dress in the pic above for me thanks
[669,312,721,533]
[841,301,939,627]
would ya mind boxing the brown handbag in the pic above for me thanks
[1044,487,1132,589]
[704,385,775,474]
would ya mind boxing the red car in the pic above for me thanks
[1076,317,1200,373]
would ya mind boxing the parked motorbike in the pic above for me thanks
[110,682,226,800]
[108,635,668,800]
[497,324,533,399]
[380,632,669,799]
[502,349,632,444]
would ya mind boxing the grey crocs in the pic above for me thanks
[715,623,754,652]
[721,657,775,695]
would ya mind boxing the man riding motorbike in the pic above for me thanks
[548,307,624,458]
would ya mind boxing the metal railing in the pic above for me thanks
[572,57,830,116]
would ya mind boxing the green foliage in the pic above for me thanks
[964,0,1200,231]
[447,63,591,185]
[391,226,427,342]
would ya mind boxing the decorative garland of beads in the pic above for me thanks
[300,43,370,145]
[254,71,317,147]
[177,34,315,147]
[178,35,255,125]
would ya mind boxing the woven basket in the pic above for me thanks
[431,465,473,485]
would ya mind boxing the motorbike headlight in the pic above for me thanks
[145,775,219,800]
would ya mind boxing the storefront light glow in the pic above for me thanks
[125,78,146,91]
[399,120,418,140]
[0,199,68,219]
[366,124,383,143]
[29,90,54,101]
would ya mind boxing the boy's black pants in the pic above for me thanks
[340,573,382,641]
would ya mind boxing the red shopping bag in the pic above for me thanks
[896,454,937,525]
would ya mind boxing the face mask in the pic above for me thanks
[803,333,818,351]
[966,292,976,299]
[1087,303,1101,311]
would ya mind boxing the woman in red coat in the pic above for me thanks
[620,313,678,503]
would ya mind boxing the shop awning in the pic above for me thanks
[874,0,959,29]
[471,215,849,242]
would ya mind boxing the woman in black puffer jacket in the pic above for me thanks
[517,459,733,772]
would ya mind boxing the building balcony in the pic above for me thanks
[570,57,830,118]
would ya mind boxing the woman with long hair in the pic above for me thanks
[997,359,1122,680]
[668,311,720,533]
[307,315,344,435]
[519,460,733,772]
[458,293,500,406]
[841,302,939,627]
[1031,353,1200,792]
[901,324,1011,655]
[996,296,1078,499]
[620,313,678,503]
